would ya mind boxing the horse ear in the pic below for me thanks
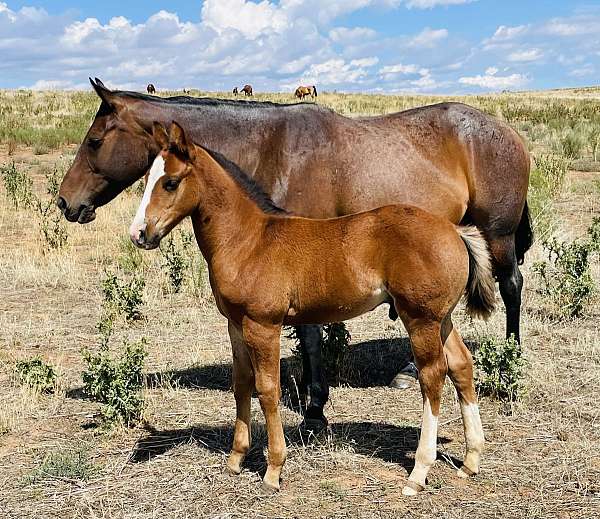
[89,77,123,112]
[168,121,191,159]
[152,122,169,150]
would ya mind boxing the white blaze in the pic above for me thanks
[129,155,166,240]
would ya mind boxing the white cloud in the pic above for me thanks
[408,27,448,47]
[507,48,543,62]
[459,71,529,90]
[329,26,377,43]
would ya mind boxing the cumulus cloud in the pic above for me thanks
[459,71,529,90]
[0,1,598,94]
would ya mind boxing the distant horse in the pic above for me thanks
[295,85,317,100]
[183,88,190,94]
[147,84,156,94]
[241,84,253,96]
[58,79,532,434]
[232,87,239,96]
[130,121,493,494]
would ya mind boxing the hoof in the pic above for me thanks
[261,478,280,493]
[389,362,418,390]
[456,465,477,479]
[226,462,242,476]
[402,481,424,496]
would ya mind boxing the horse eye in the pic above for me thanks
[88,137,103,150]
[164,178,179,192]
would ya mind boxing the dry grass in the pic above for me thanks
[1,89,600,519]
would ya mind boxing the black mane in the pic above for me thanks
[114,89,308,110]
[201,147,287,215]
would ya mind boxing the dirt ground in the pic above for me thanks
[1,143,599,519]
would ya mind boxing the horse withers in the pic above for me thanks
[130,122,494,494]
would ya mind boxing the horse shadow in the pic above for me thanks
[129,420,455,475]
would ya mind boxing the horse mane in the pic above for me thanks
[200,147,288,215]
[112,89,310,110]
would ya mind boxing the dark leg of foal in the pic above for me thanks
[489,235,523,342]
[295,324,329,429]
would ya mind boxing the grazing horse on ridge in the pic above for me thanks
[232,87,239,96]
[241,84,253,96]
[57,79,532,432]
[130,121,494,494]
[147,84,156,94]
[295,85,317,100]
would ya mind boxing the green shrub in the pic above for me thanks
[118,236,146,273]
[15,357,57,393]
[82,335,147,427]
[1,161,34,209]
[26,447,96,484]
[533,218,600,317]
[32,163,69,250]
[474,335,525,402]
[102,271,145,321]
[550,127,586,160]
[160,234,189,293]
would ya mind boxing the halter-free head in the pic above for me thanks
[130,122,198,250]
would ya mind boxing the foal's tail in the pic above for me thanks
[457,226,496,320]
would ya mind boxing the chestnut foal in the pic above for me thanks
[130,122,495,495]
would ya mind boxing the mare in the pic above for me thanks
[241,84,253,96]
[57,79,532,430]
[129,122,495,494]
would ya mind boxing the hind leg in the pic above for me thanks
[488,234,523,342]
[402,320,448,496]
[443,323,484,477]
[295,324,328,431]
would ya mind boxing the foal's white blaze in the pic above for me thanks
[403,398,439,496]
[129,155,166,241]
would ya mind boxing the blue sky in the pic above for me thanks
[1,1,599,93]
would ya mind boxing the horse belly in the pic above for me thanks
[284,285,389,326]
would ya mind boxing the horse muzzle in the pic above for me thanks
[130,224,160,250]
[57,197,96,224]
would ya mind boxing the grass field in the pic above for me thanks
[1,88,599,519]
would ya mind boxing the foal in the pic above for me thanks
[130,122,495,495]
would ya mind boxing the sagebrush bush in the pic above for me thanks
[82,333,147,426]
[1,161,34,209]
[26,447,96,484]
[474,335,525,402]
[550,127,586,160]
[15,357,57,393]
[533,218,600,317]
[161,234,189,293]
[102,271,145,321]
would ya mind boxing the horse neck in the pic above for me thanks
[135,99,279,164]
[187,147,268,264]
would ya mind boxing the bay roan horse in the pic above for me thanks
[241,84,253,96]
[130,122,494,494]
[57,79,532,429]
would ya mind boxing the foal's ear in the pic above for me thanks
[168,121,191,159]
[152,122,169,150]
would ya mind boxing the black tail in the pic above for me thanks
[515,201,533,265]
[312,85,318,98]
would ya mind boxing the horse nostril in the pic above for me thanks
[57,197,67,212]
[138,228,146,243]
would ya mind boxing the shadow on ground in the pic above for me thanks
[129,420,454,475]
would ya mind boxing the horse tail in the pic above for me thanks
[312,85,318,97]
[515,200,533,265]
[456,226,496,320]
